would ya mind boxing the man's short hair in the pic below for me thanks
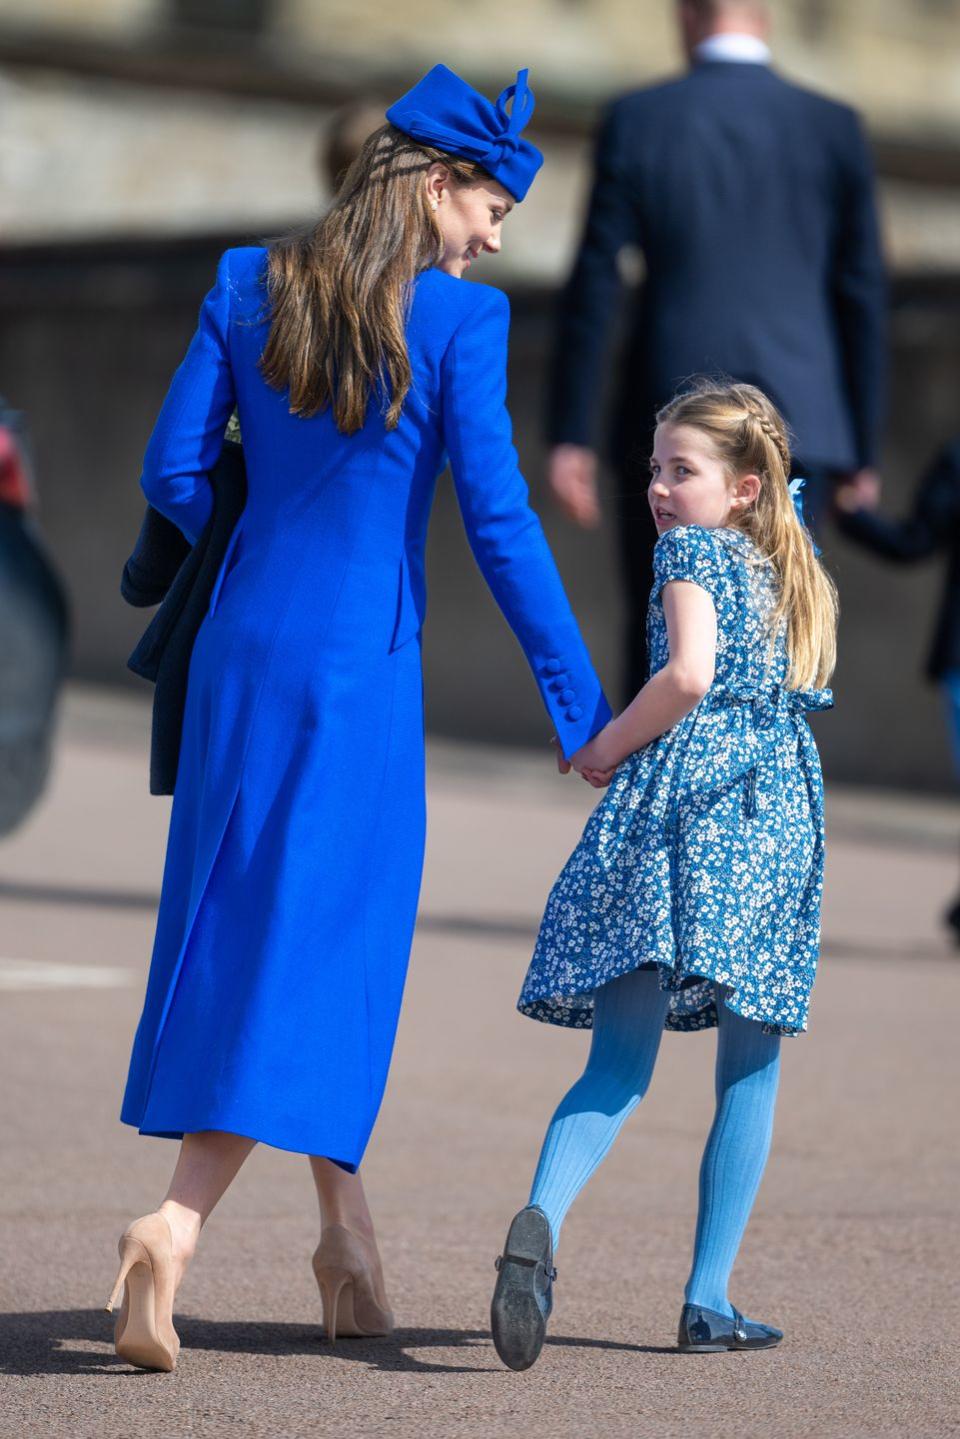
[681,0,767,16]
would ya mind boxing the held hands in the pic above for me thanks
[573,731,620,787]
[548,445,602,529]
[551,731,620,788]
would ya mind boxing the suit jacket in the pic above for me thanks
[122,439,246,794]
[548,61,887,473]
[838,440,960,681]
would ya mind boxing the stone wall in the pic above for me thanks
[4,3,960,274]
[1,239,958,791]
[3,0,960,790]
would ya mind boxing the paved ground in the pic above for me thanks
[1,687,959,1438]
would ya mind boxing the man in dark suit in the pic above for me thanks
[547,0,887,697]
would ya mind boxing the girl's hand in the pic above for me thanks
[571,730,620,776]
[581,765,616,788]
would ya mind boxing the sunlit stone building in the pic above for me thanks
[2,1,960,786]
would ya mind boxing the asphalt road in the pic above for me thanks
[1,688,958,1438]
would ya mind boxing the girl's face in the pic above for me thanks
[648,423,759,534]
[426,166,514,278]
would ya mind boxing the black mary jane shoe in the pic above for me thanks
[677,1302,783,1353]
[490,1205,557,1372]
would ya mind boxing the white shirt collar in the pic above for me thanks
[693,33,772,65]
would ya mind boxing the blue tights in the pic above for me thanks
[528,966,781,1317]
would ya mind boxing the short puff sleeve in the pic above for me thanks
[650,525,720,606]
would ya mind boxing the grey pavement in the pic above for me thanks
[1,686,958,1438]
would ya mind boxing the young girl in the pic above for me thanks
[490,381,838,1369]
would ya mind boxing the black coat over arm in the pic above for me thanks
[122,439,247,795]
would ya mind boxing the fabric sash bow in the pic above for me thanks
[692,680,833,816]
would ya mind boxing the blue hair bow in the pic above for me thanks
[787,477,822,557]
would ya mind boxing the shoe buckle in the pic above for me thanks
[495,1252,557,1283]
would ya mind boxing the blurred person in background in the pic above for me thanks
[836,450,960,944]
[547,0,886,699]
[106,64,610,1374]
[0,398,69,839]
[319,100,388,195]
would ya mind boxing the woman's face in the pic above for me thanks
[648,423,759,533]
[427,167,514,278]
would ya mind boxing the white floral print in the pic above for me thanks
[519,524,832,1037]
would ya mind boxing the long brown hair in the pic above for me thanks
[259,124,489,434]
[656,381,839,689]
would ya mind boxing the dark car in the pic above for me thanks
[0,399,69,836]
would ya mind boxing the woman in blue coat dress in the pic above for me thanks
[107,64,610,1372]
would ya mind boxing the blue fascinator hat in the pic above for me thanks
[385,64,544,203]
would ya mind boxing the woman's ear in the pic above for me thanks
[424,162,450,210]
[733,472,761,510]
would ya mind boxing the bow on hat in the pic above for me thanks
[493,68,536,148]
[385,64,543,202]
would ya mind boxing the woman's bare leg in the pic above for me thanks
[158,1129,257,1285]
[309,1158,388,1306]
[309,1158,376,1237]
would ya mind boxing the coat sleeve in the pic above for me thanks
[831,109,887,471]
[139,249,237,543]
[546,100,642,449]
[441,286,612,759]
[837,443,960,562]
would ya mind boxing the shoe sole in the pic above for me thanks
[490,1208,552,1372]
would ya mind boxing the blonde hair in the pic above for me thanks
[656,380,838,689]
[261,125,490,434]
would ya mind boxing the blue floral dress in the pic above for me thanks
[518,524,832,1037]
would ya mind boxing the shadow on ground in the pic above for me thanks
[0,879,955,966]
[0,1310,678,1377]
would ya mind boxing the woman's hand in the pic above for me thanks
[553,733,618,781]
[550,736,572,774]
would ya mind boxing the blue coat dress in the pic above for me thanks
[121,247,610,1168]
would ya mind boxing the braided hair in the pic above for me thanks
[655,379,838,689]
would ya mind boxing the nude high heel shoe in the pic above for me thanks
[311,1225,394,1343]
[105,1212,180,1372]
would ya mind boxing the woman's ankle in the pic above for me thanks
[322,1209,377,1246]
[157,1200,202,1262]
